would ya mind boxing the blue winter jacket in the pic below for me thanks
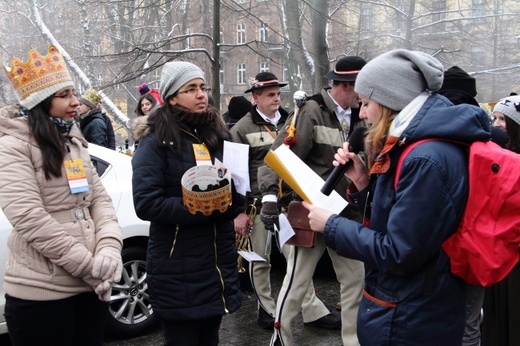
[132,129,244,321]
[323,94,491,345]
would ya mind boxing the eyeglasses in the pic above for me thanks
[54,91,78,99]
[174,86,211,96]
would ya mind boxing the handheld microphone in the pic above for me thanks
[320,126,367,196]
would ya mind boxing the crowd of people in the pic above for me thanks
[1,43,518,346]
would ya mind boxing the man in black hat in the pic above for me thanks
[230,72,337,330]
[257,57,367,346]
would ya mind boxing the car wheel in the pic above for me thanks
[105,246,159,338]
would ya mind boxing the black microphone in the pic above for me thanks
[320,126,367,196]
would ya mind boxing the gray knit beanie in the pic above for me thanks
[355,49,444,111]
[493,95,520,126]
[160,61,205,102]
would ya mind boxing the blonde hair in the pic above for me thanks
[365,105,399,169]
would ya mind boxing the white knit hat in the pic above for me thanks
[493,95,520,126]
[355,49,444,111]
[160,62,205,102]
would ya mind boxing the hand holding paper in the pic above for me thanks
[263,145,348,214]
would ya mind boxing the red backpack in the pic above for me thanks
[395,139,520,286]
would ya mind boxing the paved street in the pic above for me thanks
[103,253,343,346]
[0,254,342,346]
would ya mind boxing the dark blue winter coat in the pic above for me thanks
[132,129,244,321]
[79,109,109,148]
[323,94,491,345]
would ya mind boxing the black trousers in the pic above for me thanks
[5,292,108,346]
[162,315,223,346]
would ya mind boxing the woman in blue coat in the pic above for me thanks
[132,61,243,346]
[304,50,491,345]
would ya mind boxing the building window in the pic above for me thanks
[259,22,268,42]
[260,61,269,72]
[282,66,288,84]
[432,0,446,30]
[237,63,246,84]
[360,7,372,31]
[237,23,246,44]
[472,0,487,22]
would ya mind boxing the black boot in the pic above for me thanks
[257,306,275,329]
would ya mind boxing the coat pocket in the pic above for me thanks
[357,289,398,346]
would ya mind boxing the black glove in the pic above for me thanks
[260,201,279,231]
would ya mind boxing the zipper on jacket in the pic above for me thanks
[169,225,180,258]
[213,224,229,313]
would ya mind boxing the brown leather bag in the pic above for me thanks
[286,201,316,248]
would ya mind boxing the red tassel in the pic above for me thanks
[284,126,296,146]
[274,321,281,330]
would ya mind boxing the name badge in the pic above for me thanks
[193,144,212,166]
[64,159,90,194]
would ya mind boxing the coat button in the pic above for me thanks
[74,209,84,220]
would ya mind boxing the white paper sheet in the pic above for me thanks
[238,250,267,262]
[223,140,250,196]
[276,214,295,249]
[271,145,348,214]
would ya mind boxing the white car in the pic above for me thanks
[0,144,158,338]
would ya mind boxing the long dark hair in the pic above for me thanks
[505,117,520,153]
[27,96,67,180]
[148,103,230,155]
[135,93,158,116]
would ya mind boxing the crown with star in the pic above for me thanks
[4,45,74,110]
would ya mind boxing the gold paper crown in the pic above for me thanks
[4,45,74,109]
[79,88,102,109]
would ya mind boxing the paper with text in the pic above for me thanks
[264,145,348,214]
[276,213,295,249]
[223,140,250,196]
[238,251,267,262]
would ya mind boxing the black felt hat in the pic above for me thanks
[228,96,252,121]
[244,72,287,93]
[324,56,367,81]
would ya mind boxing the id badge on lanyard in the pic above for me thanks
[64,159,90,194]
[193,143,212,166]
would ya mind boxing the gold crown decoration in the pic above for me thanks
[181,164,232,216]
[79,88,102,110]
[4,45,74,110]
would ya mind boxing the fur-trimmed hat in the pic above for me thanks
[78,88,102,110]
[493,95,520,126]
[324,56,367,82]
[244,72,287,93]
[160,61,205,102]
[355,49,444,111]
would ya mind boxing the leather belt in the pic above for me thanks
[49,208,91,223]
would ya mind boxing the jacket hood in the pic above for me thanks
[401,94,491,145]
[0,105,87,147]
[132,115,151,141]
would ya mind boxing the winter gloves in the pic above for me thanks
[91,246,123,302]
[260,201,279,231]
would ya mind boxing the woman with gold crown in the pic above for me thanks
[0,45,123,345]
